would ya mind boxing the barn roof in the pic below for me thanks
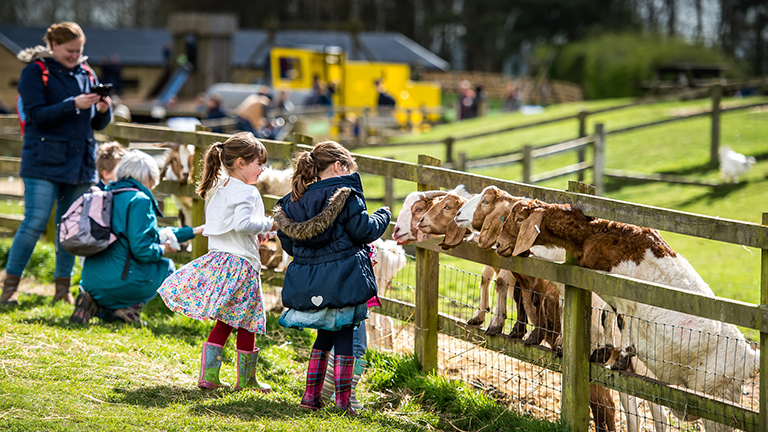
[0,25,449,71]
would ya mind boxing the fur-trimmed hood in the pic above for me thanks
[17,45,88,64]
[275,187,352,241]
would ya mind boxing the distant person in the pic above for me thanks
[471,84,486,117]
[185,33,197,70]
[274,141,390,414]
[503,83,520,112]
[375,80,396,108]
[159,132,276,392]
[304,84,332,107]
[2,21,112,306]
[205,94,227,133]
[95,142,127,190]
[70,150,201,325]
[235,93,270,133]
[271,88,295,114]
[457,80,475,120]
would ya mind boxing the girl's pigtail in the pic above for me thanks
[290,151,318,201]
[196,142,224,199]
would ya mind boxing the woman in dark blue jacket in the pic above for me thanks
[275,141,390,414]
[1,22,112,305]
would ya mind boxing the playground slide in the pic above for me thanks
[157,65,191,106]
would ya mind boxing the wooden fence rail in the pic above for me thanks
[0,114,765,431]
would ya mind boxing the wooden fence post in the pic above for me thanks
[358,108,369,147]
[577,110,588,182]
[293,133,314,146]
[710,84,722,169]
[760,212,768,431]
[593,123,605,196]
[562,180,594,432]
[444,137,455,165]
[415,154,441,374]
[191,132,208,259]
[457,152,467,172]
[522,145,533,183]
[384,156,394,210]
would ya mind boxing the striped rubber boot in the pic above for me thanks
[321,352,335,402]
[300,349,330,410]
[349,358,367,412]
[198,342,230,389]
[334,355,357,415]
[234,348,272,393]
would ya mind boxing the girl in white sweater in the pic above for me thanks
[159,132,277,393]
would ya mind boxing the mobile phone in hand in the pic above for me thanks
[91,83,113,98]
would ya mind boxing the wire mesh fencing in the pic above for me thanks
[371,242,760,432]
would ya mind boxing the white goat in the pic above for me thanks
[367,238,407,351]
[255,166,293,198]
[151,142,196,227]
[497,199,758,432]
[719,146,756,183]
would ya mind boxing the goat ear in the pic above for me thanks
[440,222,467,249]
[513,210,545,256]
[416,230,432,243]
[478,205,508,249]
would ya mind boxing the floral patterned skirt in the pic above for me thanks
[158,251,266,334]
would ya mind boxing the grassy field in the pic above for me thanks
[0,279,568,432]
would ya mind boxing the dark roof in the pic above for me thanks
[0,26,171,66]
[0,25,449,71]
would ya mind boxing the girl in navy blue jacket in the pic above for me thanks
[1,22,112,305]
[275,141,390,414]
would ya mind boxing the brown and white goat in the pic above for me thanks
[497,199,757,432]
[154,142,195,227]
[452,185,563,342]
[456,186,631,431]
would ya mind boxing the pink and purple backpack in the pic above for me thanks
[59,186,137,257]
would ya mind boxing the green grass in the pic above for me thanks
[0,290,567,431]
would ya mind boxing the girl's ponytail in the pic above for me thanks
[290,151,319,201]
[196,142,224,199]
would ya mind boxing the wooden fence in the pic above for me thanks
[0,115,766,431]
[386,85,766,179]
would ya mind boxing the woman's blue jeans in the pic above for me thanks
[6,178,91,279]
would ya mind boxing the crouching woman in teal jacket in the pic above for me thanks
[70,150,200,325]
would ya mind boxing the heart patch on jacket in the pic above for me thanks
[311,296,323,307]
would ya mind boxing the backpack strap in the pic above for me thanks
[80,62,97,85]
[109,188,139,280]
[33,59,49,87]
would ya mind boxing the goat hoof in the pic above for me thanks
[467,316,484,326]
[609,356,632,371]
[484,326,502,336]
[523,329,544,346]
[509,324,527,340]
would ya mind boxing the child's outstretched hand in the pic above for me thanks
[193,224,205,235]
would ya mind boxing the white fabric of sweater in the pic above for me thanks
[203,177,273,272]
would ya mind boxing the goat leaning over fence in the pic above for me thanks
[457,186,669,432]
[393,187,521,336]
[496,199,758,432]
